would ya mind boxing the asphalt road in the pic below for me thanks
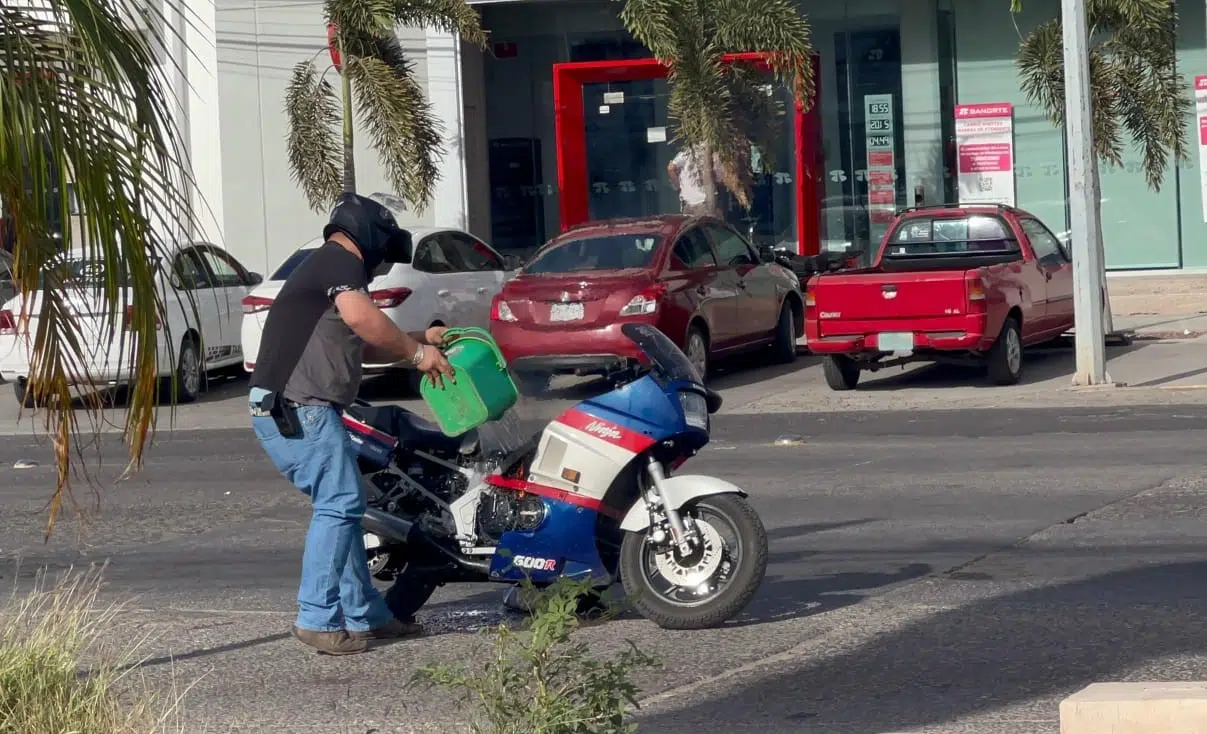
[3,405,1207,732]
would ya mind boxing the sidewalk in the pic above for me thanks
[1108,272,1206,340]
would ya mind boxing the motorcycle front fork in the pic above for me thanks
[644,456,698,554]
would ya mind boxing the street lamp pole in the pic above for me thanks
[1061,0,1110,385]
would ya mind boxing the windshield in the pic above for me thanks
[523,234,661,275]
[884,215,1019,257]
[621,323,701,384]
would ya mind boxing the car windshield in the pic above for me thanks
[523,234,661,275]
[621,323,701,384]
[883,215,1019,257]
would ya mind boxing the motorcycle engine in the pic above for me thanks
[475,488,547,545]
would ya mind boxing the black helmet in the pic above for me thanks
[322,192,412,277]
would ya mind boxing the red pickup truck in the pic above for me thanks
[804,204,1074,390]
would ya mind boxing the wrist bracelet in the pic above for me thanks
[411,344,425,366]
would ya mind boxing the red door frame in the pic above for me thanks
[553,52,822,256]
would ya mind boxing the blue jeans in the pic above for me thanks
[249,388,392,633]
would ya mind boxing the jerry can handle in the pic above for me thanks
[438,326,510,370]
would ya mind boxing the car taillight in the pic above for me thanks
[967,275,987,313]
[371,287,412,309]
[123,305,161,331]
[0,310,15,336]
[241,295,274,314]
[619,284,667,317]
[805,291,816,311]
[490,293,516,322]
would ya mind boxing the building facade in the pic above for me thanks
[184,0,1207,276]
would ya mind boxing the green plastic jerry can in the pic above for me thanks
[419,326,519,436]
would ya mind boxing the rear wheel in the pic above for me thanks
[162,336,202,404]
[12,379,41,408]
[822,354,860,390]
[986,317,1023,385]
[376,549,438,623]
[619,493,768,630]
[771,302,797,364]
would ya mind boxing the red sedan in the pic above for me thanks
[489,215,804,383]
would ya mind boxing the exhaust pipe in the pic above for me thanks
[362,507,419,544]
[361,507,490,574]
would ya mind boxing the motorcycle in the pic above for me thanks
[343,322,769,630]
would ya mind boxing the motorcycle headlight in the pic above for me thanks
[679,391,709,431]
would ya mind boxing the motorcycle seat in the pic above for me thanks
[345,403,478,456]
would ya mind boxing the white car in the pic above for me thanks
[0,242,261,406]
[240,227,517,381]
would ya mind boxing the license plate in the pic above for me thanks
[549,302,585,322]
[878,331,914,352]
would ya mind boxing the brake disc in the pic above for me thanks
[654,519,724,588]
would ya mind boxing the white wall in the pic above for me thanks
[214,0,431,275]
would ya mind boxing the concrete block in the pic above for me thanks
[1060,682,1207,734]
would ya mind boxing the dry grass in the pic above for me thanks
[0,564,187,734]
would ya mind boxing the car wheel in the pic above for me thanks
[12,379,41,408]
[685,326,709,381]
[822,355,860,391]
[987,316,1023,386]
[163,336,203,404]
[771,302,797,364]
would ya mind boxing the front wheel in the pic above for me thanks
[619,493,768,630]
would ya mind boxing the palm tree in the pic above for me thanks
[618,0,814,215]
[1015,0,1191,191]
[285,0,486,213]
[2,0,196,534]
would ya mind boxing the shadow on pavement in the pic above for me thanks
[855,340,1147,391]
[730,562,933,628]
[639,559,1207,732]
[56,367,251,411]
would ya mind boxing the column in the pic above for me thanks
[185,0,224,245]
[899,0,944,206]
[425,28,469,230]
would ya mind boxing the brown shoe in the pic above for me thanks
[348,618,424,642]
[291,625,368,655]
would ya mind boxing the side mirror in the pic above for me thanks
[757,245,776,264]
[247,271,263,286]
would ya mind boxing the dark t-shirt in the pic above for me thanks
[249,241,368,408]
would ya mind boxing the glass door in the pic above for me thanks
[834,26,904,261]
[581,78,676,221]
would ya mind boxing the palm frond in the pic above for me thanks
[391,0,487,47]
[711,0,814,108]
[618,0,683,60]
[285,59,343,212]
[324,0,395,38]
[347,35,443,212]
[1015,0,1190,191]
[1,0,196,536]
[620,0,812,208]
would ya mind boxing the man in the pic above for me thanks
[667,143,722,217]
[248,193,454,655]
